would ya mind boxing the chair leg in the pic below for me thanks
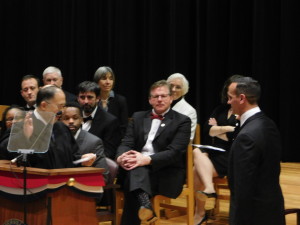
[152,195,168,225]
[187,192,194,225]
[115,190,124,225]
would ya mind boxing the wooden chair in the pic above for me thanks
[212,176,230,216]
[153,144,194,225]
[97,158,120,225]
[193,123,201,145]
[152,124,200,225]
[0,105,10,121]
[285,208,300,225]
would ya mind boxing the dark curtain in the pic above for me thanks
[0,0,299,161]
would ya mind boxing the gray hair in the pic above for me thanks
[93,66,115,84]
[42,66,62,78]
[167,73,189,96]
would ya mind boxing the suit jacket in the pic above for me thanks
[228,112,285,225]
[172,97,197,140]
[116,109,191,198]
[99,93,128,137]
[76,129,109,181]
[88,107,121,159]
[63,89,77,103]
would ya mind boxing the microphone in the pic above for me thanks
[11,154,23,163]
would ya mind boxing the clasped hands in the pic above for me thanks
[117,150,151,170]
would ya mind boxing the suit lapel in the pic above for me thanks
[88,107,101,133]
[154,117,171,139]
[144,116,152,141]
[76,130,85,145]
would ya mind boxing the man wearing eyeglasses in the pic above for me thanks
[116,80,191,225]
[2,85,83,169]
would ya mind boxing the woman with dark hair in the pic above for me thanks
[0,105,24,159]
[193,75,242,224]
[0,105,24,139]
[94,66,128,137]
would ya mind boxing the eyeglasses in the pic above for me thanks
[150,94,170,100]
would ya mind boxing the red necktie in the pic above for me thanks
[150,113,164,120]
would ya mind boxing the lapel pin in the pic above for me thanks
[161,123,165,127]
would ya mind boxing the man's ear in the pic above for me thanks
[240,94,246,102]
[40,101,48,110]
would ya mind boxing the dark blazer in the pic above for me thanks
[116,109,191,198]
[88,107,121,159]
[63,89,77,103]
[99,93,128,137]
[76,129,109,181]
[32,121,78,169]
[228,112,285,225]
[117,109,191,225]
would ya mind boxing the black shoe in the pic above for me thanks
[138,206,158,224]
[196,190,217,201]
[197,213,208,225]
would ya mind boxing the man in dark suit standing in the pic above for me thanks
[76,81,121,159]
[227,77,285,225]
[116,80,191,225]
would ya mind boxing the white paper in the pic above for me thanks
[73,153,96,164]
[192,144,226,152]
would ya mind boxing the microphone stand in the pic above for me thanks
[19,149,34,225]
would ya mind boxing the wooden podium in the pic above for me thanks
[0,160,105,225]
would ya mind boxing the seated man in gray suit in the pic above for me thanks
[116,80,191,225]
[61,102,109,182]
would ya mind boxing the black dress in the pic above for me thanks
[98,91,128,137]
[203,104,239,177]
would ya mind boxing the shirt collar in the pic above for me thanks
[152,107,170,117]
[74,128,81,140]
[240,106,261,126]
[34,109,54,125]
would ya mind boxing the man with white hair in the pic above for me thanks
[42,66,77,102]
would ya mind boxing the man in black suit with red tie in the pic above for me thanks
[116,80,191,225]
[76,81,121,159]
